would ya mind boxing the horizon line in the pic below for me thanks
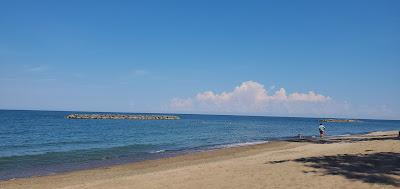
[1,108,399,122]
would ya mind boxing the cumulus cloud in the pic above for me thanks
[170,98,193,109]
[170,81,332,116]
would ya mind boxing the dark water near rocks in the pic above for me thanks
[0,110,399,180]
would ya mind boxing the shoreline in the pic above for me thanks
[1,130,399,189]
[0,130,385,181]
[0,139,284,181]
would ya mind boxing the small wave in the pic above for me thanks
[150,149,166,153]
[0,140,101,149]
[213,141,268,149]
[335,134,351,137]
[0,143,158,158]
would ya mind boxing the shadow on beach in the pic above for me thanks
[267,152,400,186]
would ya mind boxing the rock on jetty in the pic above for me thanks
[66,114,180,120]
[319,119,357,123]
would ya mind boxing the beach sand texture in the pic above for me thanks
[1,131,399,189]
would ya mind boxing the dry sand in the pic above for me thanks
[1,131,399,189]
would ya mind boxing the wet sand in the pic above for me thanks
[1,131,399,189]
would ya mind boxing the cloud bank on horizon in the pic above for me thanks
[169,81,394,119]
[171,81,331,115]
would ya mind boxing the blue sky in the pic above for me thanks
[0,0,399,119]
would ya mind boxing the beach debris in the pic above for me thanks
[66,114,180,120]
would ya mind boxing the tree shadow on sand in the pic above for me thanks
[267,152,400,187]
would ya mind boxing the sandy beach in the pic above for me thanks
[1,131,399,189]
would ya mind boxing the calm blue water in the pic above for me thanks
[0,110,399,180]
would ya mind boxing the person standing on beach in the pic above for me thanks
[319,123,326,138]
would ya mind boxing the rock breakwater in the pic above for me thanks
[66,114,180,120]
[319,119,357,123]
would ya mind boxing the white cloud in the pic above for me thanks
[170,98,193,109]
[168,81,400,119]
[25,65,47,72]
[170,81,332,116]
[286,90,331,102]
[131,69,148,76]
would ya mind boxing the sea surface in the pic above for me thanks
[0,110,399,180]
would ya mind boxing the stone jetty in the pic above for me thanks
[319,119,357,123]
[66,114,180,120]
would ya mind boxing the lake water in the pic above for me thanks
[0,110,398,180]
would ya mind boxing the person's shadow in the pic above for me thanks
[267,152,400,186]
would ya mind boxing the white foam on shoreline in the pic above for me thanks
[334,134,351,137]
[213,141,269,149]
[150,150,166,153]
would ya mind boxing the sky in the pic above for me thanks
[0,0,399,119]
